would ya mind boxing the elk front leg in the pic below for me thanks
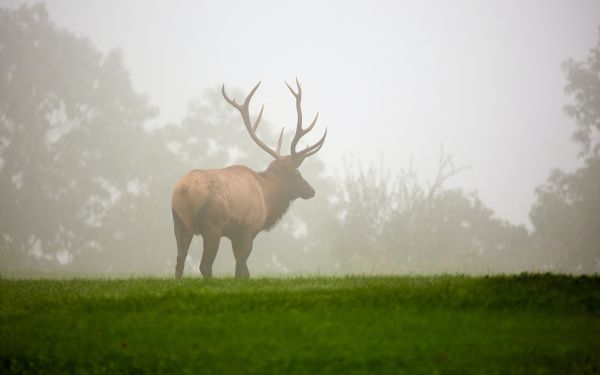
[232,235,253,279]
[200,230,221,279]
[173,210,193,279]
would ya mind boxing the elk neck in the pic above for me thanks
[256,169,293,232]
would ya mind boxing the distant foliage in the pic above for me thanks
[327,154,530,274]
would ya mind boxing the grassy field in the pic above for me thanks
[1,274,599,374]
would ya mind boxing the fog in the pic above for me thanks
[1,1,599,276]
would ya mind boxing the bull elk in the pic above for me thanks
[171,80,327,279]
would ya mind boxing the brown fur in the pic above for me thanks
[172,158,315,279]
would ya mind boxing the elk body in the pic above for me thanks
[171,80,326,279]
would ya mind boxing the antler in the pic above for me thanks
[222,80,326,162]
[222,82,285,160]
[285,78,327,160]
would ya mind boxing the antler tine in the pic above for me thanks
[305,111,319,133]
[253,104,264,132]
[221,85,240,109]
[302,139,325,159]
[222,81,284,160]
[294,127,327,159]
[287,79,326,160]
[276,126,284,154]
[285,78,301,98]
[244,81,262,106]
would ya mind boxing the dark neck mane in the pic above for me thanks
[258,171,293,232]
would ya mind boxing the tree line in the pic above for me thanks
[1,4,598,276]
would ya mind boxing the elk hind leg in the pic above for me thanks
[200,230,221,279]
[173,209,193,279]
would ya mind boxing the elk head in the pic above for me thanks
[221,79,327,200]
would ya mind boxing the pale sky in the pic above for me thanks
[4,0,600,226]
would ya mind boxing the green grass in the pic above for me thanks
[1,275,599,374]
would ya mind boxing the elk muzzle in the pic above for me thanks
[299,182,316,199]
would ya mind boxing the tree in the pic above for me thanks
[528,28,600,274]
[0,4,157,273]
[563,28,600,158]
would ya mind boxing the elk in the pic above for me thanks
[171,80,326,279]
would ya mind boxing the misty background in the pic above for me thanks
[1,2,599,276]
